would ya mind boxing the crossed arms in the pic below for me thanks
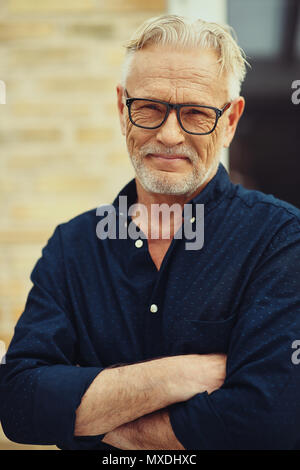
[2,222,299,449]
[74,353,227,449]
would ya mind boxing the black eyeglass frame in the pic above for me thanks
[124,90,231,136]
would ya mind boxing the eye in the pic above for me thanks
[141,104,162,111]
[188,108,205,115]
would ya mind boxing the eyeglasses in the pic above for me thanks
[125,89,231,136]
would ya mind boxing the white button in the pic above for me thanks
[135,239,143,248]
[190,217,195,223]
[150,304,158,313]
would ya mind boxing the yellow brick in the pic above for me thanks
[9,0,165,13]
[12,302,27,322]
[111,0,165,12]
[67,23,113,39]
[41,77,113,93]
[0,279,27,297]
[10,200,100,222]
[36,175,105,192]
[0,229,50,244]
[17,129,62,142]
[0,177,19,193]
[10,48,87,66]
[105,49,126,67]
[0,128,62,144]
[106,149,130,166]
[11,102,90,118]
[0,22,54,41]
[76,128,114,142]
[9,0,95,13]
[104,102,119,115]
[7,152,62,169]
[0,333,14,351]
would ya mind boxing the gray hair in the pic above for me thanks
[121,15,249,100]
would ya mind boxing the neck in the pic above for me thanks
[133,167,218,240]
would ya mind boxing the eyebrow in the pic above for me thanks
[126,90,209,107]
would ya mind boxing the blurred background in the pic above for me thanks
[0,0,299,450]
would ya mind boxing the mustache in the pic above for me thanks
[138,143,198,163]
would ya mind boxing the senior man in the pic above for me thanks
[1,15,300,450]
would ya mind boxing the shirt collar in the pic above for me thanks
[189,163,233,206]
[112,163,233,212]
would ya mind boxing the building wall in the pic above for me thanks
[0,0,166,450]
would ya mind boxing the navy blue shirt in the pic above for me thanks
[1,163,300,450]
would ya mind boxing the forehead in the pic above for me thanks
[126,45,228,103]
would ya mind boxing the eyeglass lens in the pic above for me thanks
[129,100,217,134]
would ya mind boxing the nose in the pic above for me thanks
[155,109,185,147]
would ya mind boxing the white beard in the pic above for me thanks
[129,142,221,196]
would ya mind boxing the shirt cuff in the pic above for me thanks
[168,392,232,450]
[35,364,105,449]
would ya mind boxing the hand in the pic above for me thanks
[195,353,227,394]
[102,410,185,450]
[170,353,227,401]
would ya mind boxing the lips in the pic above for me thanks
[148,153,189,160]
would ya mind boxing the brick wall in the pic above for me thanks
[0,0,166,450]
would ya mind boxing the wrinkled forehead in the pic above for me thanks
[125,45,228,103]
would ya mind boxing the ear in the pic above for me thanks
[116,84,126,136]
[223,96,245,148]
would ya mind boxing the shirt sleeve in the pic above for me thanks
[0,226,105,450]
[169,224,300,450]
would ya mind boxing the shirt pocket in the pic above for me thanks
[174,313,238,355]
